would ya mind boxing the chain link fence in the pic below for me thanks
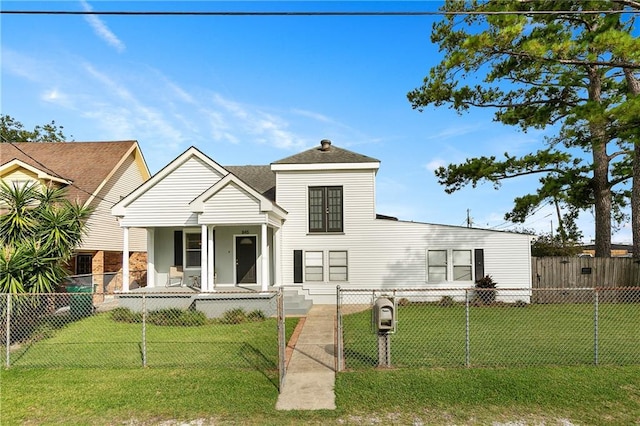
[337,287,640,370]
[1,288,287,388]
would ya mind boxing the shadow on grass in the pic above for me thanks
[343,347,377,369]
[239,342,279,389]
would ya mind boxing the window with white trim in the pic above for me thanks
[427,250,447,282]
[329,251,348,281]
[185,233,201,267]
[427,249,474,282]
[309,186,343,233]
[305,251,323,281]
[453,250,472,281]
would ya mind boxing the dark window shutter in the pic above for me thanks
[474,249,484,282]
[293,250,303,283]
[174,231,183,266]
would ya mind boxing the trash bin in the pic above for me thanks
[67,285,93,318]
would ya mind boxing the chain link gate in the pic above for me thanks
[337,287,640,370]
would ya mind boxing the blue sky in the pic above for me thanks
[1,1,629,243]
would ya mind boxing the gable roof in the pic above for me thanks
[190,172,286,218]
[112,146,229,216]
[112,146,286,219]
[225,165,276,201]
[0,141,149,205]
[272,140,380,165]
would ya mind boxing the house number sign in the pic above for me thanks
[241,230,250,234]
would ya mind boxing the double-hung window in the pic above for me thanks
[185,233,201,267]
[427,249,473,282]
[305,251,324,281]
[452,250,472,281]
[427,250,448,282]
[309,186,343,233]
[329,251,348,281]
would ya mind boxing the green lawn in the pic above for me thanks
[342,302,640,368]
[1,306,639,424]
[2,366,639,424]
[3,312,298,370]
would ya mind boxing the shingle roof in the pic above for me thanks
[272,140,380,165]
[225,165,276,201]
[0,141,140,205]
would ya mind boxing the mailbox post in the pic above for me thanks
[373,297,395,367]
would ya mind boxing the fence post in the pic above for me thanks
[5,294,10,368]
[594,288,599,366]
[336,285,343,372]
[142,293,147,367]
[465,289,470,367]
[278,288,286,392]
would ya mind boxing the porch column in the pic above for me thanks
[122,226,130,292]
[201,224,208,291]
[207,225,215,291]
[274,226,281,287]
[261,223,269,292]
[146,228,155,288]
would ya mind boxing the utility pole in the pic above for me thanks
[467,209,473,228]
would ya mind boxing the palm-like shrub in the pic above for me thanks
[0,181,91,293]
[475,275,497,305]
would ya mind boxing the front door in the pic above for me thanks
[236,236,257,284]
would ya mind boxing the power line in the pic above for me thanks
[1,10,638,16]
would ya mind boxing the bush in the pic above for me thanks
[219,308,248,324]
[475,275,497,305]
[247,310,266,322]
[219,308,267,324]
[110,307,206,326]
[397,298,410,307]
[110,307,142,323]
[148,308,206,326]
[438,295,456,307]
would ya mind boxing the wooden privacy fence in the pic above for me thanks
[532,256,640,303]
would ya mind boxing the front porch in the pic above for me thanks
[130,223,282,293]
[111,148,288,295]
[115,285,312,317]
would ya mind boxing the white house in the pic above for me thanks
[111,140,532,304]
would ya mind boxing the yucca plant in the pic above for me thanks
[0,180,92,294]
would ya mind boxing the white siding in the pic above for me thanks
[198,182,264,224]
[119,157,224,227]
[276,168,531,302]
[79,154,148,251]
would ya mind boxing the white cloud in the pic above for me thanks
[41,88,73,108]
[425,158,446,172]
[426,124,484,141]
[291,108,332,123]
[210,94,305,150]
[80,0,126,53]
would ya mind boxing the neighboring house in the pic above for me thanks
[112,140,532,303]
[1,141,150,289]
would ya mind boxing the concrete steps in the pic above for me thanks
[283,290,313,315]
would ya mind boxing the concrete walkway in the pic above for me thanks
[276,304,336,410]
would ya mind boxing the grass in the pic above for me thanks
[3,312,298,369]
[2,366,639,424]
[343,302,640,368]
[1,303,639,424]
